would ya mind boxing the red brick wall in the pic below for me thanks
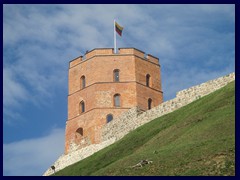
[65,108,130,153]
[65,48,163,154]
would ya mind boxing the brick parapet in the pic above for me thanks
[69,48,159,69]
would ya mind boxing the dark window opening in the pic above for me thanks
[80,101,85,113]
[114,94,121,107]
[146,74,151,87]
[75,127,83,143]
[148,98,152,110]
[106,114,113,123]
[81,76,86,89]
[113,69,120,82]
[76,127,83,136]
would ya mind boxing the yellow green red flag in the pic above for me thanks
[115,21,123,36]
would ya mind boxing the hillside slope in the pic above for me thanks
[55,81,235,176]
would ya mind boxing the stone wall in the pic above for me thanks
[43,138,116,176]
[101,72,235,142]
[43,72,235,176]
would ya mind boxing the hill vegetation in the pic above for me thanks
[54,81,235,176]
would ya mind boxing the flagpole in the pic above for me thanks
[114,19,117,54]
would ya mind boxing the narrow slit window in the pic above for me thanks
[146,74,151,87]
[114,94,120,107]
[80,101,85,113]
[113,69,120,82]
[81,76,86,89]
[148,98,152,110]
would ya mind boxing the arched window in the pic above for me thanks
[106,114,113,123]
[76,127,83,136]
[75,127,83,143]
[146,74,151,87]
[113,69,120,82]
[148,98,152,110]
[80,101,85,113]
[80,76,86,89]
[114,94,121,107]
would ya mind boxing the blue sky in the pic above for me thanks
[3,4,235,176]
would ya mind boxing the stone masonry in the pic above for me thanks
[43,72,235,176]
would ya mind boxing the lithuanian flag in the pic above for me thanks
[115,21,123,36]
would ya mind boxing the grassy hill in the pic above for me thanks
[55,81,235,176]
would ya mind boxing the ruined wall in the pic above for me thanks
[101,73,235,142]
[43,138,116,176]
[43,72,235,176]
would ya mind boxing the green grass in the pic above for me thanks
[55,81,235,176]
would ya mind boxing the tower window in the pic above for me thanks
[81,76,86,89]
[76,127,83,136]
[75,127,83,143]
[106,114,113,123]
[148,98,152,110]
[80,101,85,113]
[146,74,151,87]
[114,94,121,107]
[113,69,120,82]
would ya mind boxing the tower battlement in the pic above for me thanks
[69,48,159,68]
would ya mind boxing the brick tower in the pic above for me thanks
[65,48,163,154]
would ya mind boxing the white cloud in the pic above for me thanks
[3,128,65,176]
[3,68,28,108]
[3,4,145,123]
[3,4,235,121]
